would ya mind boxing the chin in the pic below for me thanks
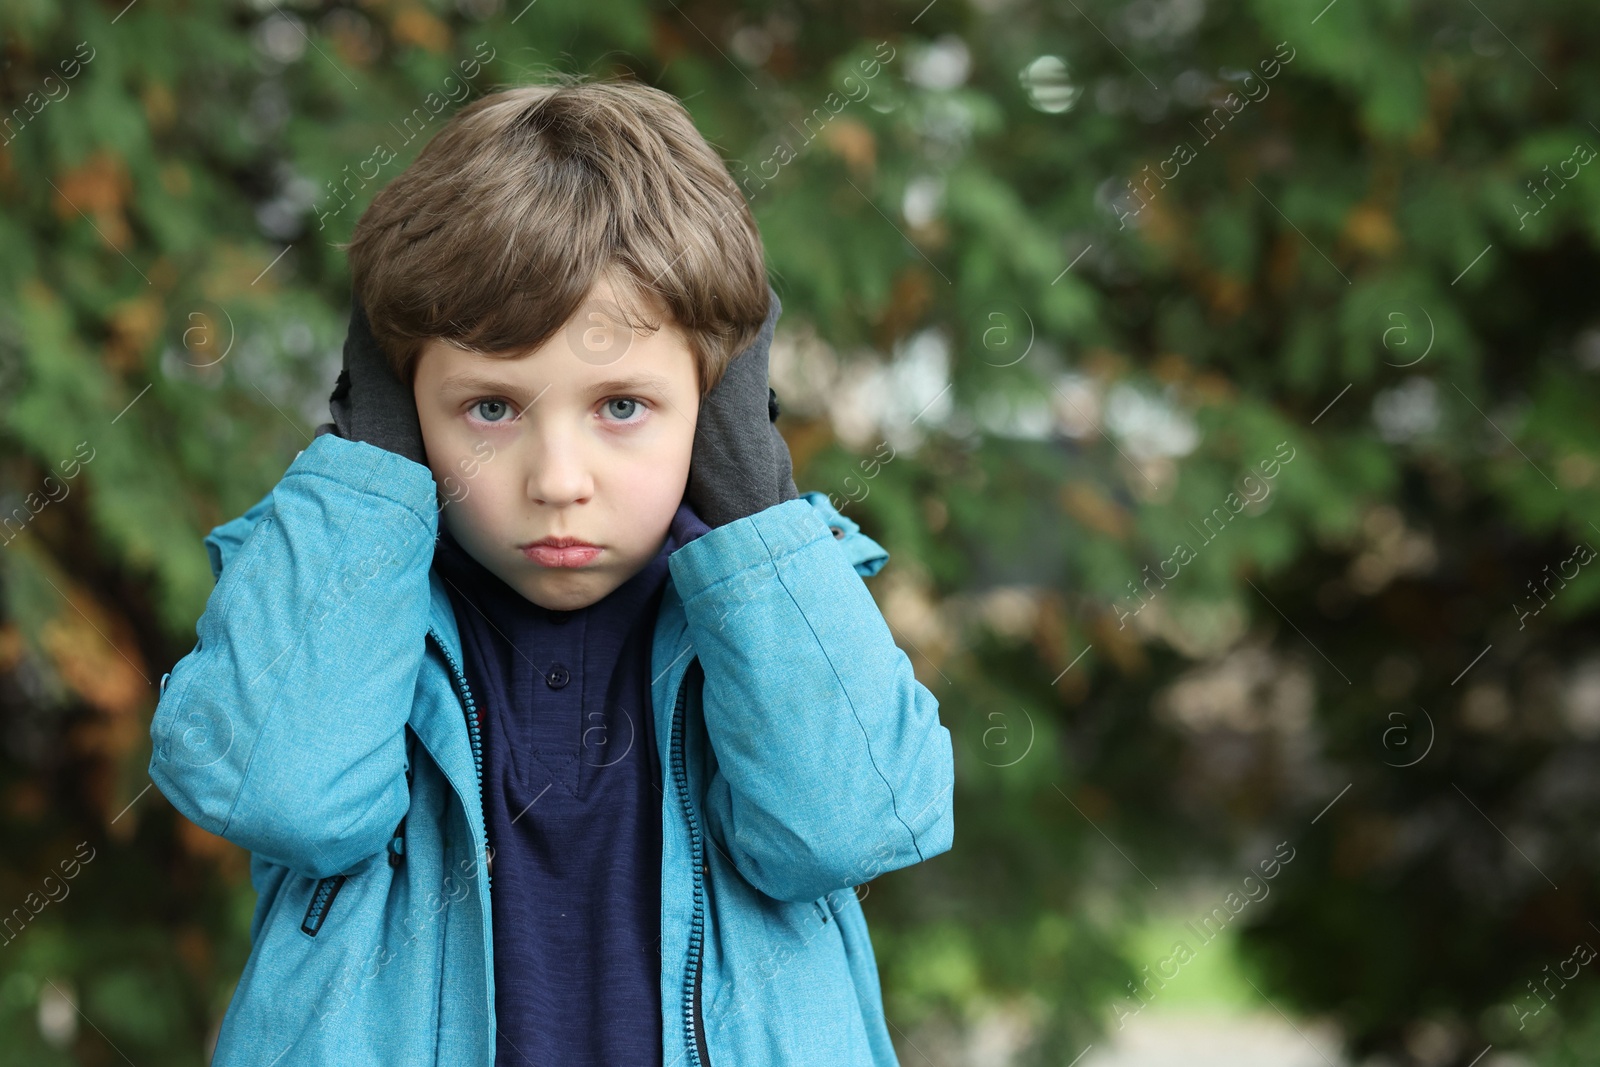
[521,577,607,612]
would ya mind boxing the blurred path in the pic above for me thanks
[1078,1010,1349,1067]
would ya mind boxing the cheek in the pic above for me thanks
[432,439,516,533]
[457,457,518,524]
[612,424,693,520]
[617,449,688,510]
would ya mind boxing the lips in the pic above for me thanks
[520,537,602,569]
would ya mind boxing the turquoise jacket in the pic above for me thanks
[148,432,955,1066]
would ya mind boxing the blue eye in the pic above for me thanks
[473,399,512,423]
[604,397,645,422]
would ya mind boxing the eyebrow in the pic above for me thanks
[435,372,679,397]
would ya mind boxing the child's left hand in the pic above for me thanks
[684,283,799,528]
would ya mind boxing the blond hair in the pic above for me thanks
[340,75,769,397]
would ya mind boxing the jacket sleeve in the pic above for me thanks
[668,495,955,903]
[148,433,439,880]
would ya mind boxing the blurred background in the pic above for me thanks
[2,0,1599,1064]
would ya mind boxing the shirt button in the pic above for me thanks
[546,664,570,689]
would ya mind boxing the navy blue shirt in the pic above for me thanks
[432,502,710,1067]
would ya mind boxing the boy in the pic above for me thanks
[148,77,954,1066]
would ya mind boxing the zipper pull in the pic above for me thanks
[391,735,414,869]
[387,815,407,868]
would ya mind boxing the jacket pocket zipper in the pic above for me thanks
[670,667,712,1067]
[301,874,347,937]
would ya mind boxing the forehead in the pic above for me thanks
[420,322,697,395]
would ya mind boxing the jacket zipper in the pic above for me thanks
[428,625,698,1058]
[427,628,490,891]
[426,624,498,1067]
[301,874,347,936]
[670,669,712,1067]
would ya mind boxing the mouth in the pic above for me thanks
[520,537,602,568]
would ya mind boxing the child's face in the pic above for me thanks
[413,275,700,612]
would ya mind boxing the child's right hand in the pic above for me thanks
[320,292,429,467]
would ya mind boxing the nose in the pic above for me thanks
[523,417,594,507]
